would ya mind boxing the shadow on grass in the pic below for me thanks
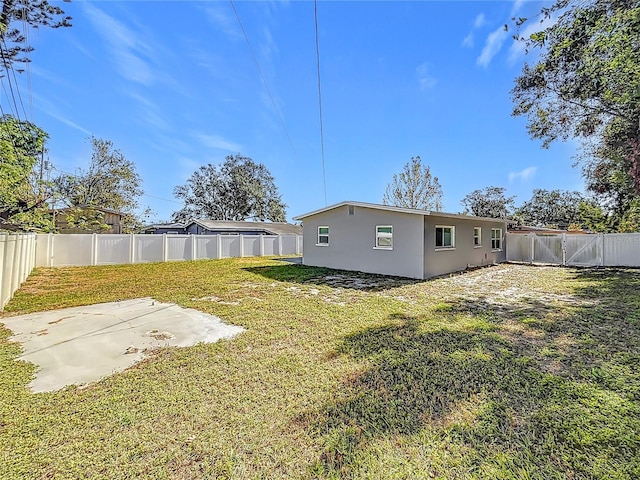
[303,269,640,478]
[244,264,423,291]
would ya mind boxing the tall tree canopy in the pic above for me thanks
[382,156,443,211]
[461,186,515,218]
[172,154,287,223]
[511,0,640,221]
[54,137,145,232]
[0,0,71,71]
[0,114,52,231]
[515,189,589,228]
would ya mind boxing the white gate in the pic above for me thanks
[507,233,640,267]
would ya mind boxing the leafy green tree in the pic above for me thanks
[511,0,640,220]
[578,201,613,232]
[382,156,443,210]
[461,186,515,218]
[0,0,71,72]
[54,137,145,233]
[172,154,287,223]
[516,189,589,229]
[0,114,53,231]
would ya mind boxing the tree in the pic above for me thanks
[0,114,53,231]
[54,137,145,233]
[515,189,589,228]
[0,0,71,72]
[461,186,515,218]
[382,156,443,210]
[511,0,640,222]
[172,154,287,223]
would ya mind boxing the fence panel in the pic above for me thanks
[51,234,93,266]
[220,236,241,258]
[506,234,533,263]
[604,233,640,266]
[280,235,296,255]
[96,235,131,265]
[565,234,602,266]
[135,235,163,263]
[262,236,277,256]
[533,235,564,264]
[195,236,219,260]
[166,235,192,261]
[1,233,36,311]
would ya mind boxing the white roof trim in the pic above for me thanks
[292,201,505,223]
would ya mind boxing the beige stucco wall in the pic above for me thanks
[423,216,507,278]
[301,205,425,279]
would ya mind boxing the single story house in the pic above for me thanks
[141,223,187,234]
[52,207,124,234]
[293,201,507,280]
[185,220,302,236]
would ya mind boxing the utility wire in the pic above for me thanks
[314,0,327,206]
[228,0,296,155]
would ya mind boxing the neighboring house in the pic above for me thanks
[141,223,187,235]
[293,201,507,280]
[184,220,302,236]
[52,207,124,234]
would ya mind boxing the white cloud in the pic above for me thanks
[509,166,537,182]
[82,3,155,85]
[474,13,487,28]
[511,0,525,16]
[476,25,509,67]
[462,12,486,48]
[416,63,437,91]
[204,5,241,39]
[194,133,243,152]
[462,32,474,48]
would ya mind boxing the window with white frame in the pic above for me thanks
[435,225,455,249]
[375,225,393,248]
[317,226,329,245]
[473,227,482,247]
[491,228,502,250]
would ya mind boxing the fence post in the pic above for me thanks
[129,234,135,264]
[162,234,168,262]
[601,233,605,266]
[529,234,534,263]
[191,234,196,260]
[239,235,244,258]
[562,233,567,266]
[216,235,222,259]
[296,235,302,255]
[0,234,7,310]
[260,235,264,257]
[91,233,98,266]
[277,235,282,256]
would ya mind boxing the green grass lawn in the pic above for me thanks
[1,258,639,479]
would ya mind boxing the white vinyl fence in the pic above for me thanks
[35,233,303,267]
[507,232,640,267]
[0,233,36,310]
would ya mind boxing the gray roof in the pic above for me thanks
[142,222,185,230]
[293,201,506,223]
[187,220,302,235]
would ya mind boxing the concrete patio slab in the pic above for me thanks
[1,298,244,393]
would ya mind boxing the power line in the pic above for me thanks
[314,0,328,206]
[228,0,297,155]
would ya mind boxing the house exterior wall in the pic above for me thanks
[423,216,507,278]
[300,205,424,279]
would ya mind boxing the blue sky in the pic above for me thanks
[11,0,582,222]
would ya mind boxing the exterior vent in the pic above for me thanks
[348,205,354,215]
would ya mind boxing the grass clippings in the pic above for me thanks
[1,258,639,479]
